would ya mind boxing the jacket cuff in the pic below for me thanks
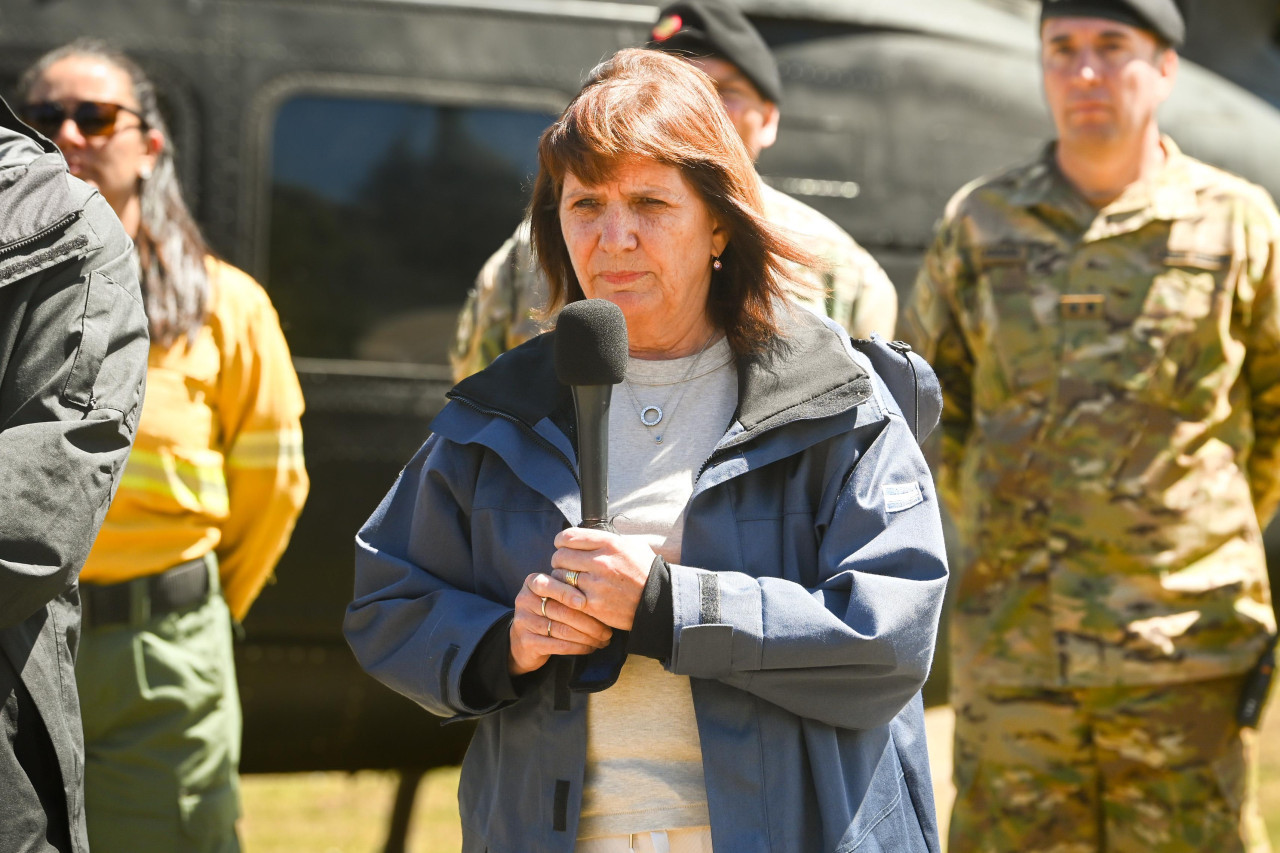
[627,555,673,661]
[459,613,524,707]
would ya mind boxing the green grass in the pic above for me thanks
[240,767,462,853]
[241,701,1280,852]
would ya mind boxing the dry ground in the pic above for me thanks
[241,700,1280,852]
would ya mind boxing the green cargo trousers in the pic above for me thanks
[77,558,242,853]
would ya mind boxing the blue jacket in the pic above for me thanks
[345,308,948,853]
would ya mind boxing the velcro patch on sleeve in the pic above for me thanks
[883,482,924,513]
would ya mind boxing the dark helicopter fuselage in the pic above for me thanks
[4,0,1280,775]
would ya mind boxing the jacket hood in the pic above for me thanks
[0,96,79,256]
[447,304,872,450]
[450,327,575,434]
[730,305,872,444]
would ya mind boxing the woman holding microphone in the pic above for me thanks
[346,48,946,853]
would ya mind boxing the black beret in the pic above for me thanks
[1041,0,1186,48]
[648,0,783,104]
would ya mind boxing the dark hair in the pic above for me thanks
[530,48,814,355]
[19,39,209,348]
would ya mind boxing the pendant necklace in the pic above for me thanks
[622,331,718,445]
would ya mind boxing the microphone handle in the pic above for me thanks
[568,383,628,693]
[571,385,611,528]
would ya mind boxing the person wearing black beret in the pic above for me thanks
[901,0,1280,851]
[1041,0,1186,48]
[646,1,785,186]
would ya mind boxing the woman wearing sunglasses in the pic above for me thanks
[18,40,309,853]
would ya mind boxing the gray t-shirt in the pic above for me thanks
[579,337,738,840]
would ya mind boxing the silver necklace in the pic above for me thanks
[622,332,717,445]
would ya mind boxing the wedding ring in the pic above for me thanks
[565,570,580,588]
[540,596,548,617]
[546,618,553,637]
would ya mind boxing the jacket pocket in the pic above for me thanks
[179,782,240,845]
[63,269,138,413]
[837,729,932,853]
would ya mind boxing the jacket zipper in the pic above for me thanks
[694,404,859,483]
[0,211,79,258]
[695,447,730,484]
[447,393,581,486]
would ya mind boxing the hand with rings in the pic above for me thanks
[549,527,655,632]
[509,571,613,676]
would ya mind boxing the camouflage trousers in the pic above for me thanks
[949,677,1269,853]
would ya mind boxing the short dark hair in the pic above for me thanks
[530,48,813,356]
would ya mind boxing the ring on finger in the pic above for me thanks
[565,569,580,588]
[546,618,553,638]
[540,596,548,617]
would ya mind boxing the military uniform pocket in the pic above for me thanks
[1135,262,1219,340]
[1124,255,1225,406]
[971,244,1059,401]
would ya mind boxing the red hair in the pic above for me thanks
[530,48,815,355]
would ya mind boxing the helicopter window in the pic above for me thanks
[264,94,556,365]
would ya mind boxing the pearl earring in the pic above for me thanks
[712,256,723,271]
[138,164,153,181]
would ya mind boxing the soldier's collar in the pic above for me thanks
[1008,143,1097,229]
[1015,136,1199,226]
[1007,143,1058,208]
[1095,136,1199,222]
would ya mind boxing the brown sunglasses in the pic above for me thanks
[19,100,148,139]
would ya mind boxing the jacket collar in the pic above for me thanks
[731,306,871,443]
[445,305,871,453]
[1010,136,1203,242]
[0,95,81,277]
[448,331,577,437]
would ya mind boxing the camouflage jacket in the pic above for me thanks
[449,182,897,381]
[900,138,1280,688]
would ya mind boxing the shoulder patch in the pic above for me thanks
[883,481,924,513]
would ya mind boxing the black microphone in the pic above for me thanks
[554,299,628,529]
[554,299,630,692]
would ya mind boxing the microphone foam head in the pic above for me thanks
[555,299,629,386]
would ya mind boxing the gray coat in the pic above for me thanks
[346,308,949,853]
[0,98,148,853]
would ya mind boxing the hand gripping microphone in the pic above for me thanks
[554,298,628,530]
[554,299,630,691]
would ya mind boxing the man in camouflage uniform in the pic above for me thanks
[450,0,896,381]
[900,1,1280,850]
